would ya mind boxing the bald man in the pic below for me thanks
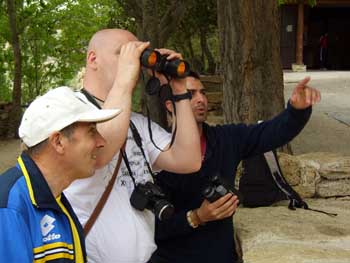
[64,29,201,263]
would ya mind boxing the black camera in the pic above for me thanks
[130,181,174,220]
[202,174,243,203]
[140,48,190,79]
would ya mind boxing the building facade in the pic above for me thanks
[281,0,350,69]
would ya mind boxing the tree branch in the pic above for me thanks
[159,0,187,45]
[116,0,143,24]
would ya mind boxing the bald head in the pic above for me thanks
[87,29,137,55]
[84,29,138,97]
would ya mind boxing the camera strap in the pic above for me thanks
[84,143,125,236]
[146,104,177,152]
[80,88,104,109]
[121,120,157,188]
[81,88,158,184]
[120,149,137,187]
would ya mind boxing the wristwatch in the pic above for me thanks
[186,210,198,228]
[172,91,192,102]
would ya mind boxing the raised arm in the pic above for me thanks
[95,41,149,167]
[237,77,321,159]
[153,77,201,173]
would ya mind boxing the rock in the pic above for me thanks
[234,198,350,263]
[320,159,350,180]
[236,152,350,198]
[317,180,350,197]
[278,153,301,186]
[279,152,350,198]
[299,152,350,180]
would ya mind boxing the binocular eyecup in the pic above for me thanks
[140,48,190,79]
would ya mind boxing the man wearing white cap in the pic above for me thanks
[0,86,121,262]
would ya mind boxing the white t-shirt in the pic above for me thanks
[65,112,171,263]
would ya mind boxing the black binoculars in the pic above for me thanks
[202,174,243,203]
[140,49,190,78]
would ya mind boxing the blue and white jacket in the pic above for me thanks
[0,153,87,262]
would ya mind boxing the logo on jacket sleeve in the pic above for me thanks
[41,214,61,242]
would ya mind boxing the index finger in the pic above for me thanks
[155,48,183,60]
[136,41,150,54]
[120,41,149,54]
[210,193,233,209]
[296,76,311,90]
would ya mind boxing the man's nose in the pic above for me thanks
[95,131,106,148]
[194,92,205,103]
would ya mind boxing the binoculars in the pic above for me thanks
[140,49,190,78]
[202,174,243,203]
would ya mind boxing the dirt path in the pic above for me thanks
[0,139,21,172]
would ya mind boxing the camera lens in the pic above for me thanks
[154,199,174,220]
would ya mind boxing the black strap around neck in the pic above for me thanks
[121,120,157,187]
[81,88,103,109]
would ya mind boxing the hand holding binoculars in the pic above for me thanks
[140,49,190,79]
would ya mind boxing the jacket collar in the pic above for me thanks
[202,122,217,162]
[18,153,63,212]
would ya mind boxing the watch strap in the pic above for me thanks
[172,91,192,102]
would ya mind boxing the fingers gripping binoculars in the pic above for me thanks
[141,49,190,79]
[202,174,243,204]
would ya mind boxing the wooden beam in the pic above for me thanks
[296,3,304,65]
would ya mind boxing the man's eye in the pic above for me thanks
[89,127,97,134]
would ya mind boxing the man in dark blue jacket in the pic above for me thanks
[0,87,120,262]
[151,72,320,263]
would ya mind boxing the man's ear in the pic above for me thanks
[165,100,174,113]
[48,132,66,154]
[87,50,97,69]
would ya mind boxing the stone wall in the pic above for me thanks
[278,152,350,198]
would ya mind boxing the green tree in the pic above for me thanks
[3,0,22,137]
[0,0,132,138]
[167,0,218,74]
[117,0,188,127]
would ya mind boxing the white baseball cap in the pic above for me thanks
[19,86,122,147]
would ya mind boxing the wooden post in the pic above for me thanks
[292,2,306,71]
[296,3,304,65]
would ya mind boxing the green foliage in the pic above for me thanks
[166,0,219,73]
[278,0,317,7]
[1,0,135,103]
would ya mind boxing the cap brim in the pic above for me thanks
[77,108,122,123]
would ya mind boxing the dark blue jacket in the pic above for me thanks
[151,103,311,263]
[0,153,87,262]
